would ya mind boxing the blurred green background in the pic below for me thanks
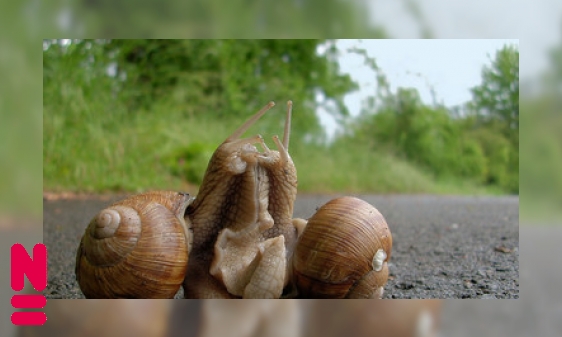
[42,39,518,197]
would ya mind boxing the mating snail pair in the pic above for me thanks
[75,101,393,299]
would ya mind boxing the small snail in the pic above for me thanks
[292,196,392,299]
[75,190,192,298]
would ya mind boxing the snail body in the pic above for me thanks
[75,190,192,298]
[254,102,308,296]
[207,150,286,299]
[258,102,301,257]
[183,102,287,298]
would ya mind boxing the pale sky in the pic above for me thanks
[340,39,518,111]
[317,39,519,138]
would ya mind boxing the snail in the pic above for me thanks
[74,101,393,299]
[183,101,298,299]
[292,196,392,299]
[75,190,192,298]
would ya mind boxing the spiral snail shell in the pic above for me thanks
[75,190,192,298]
[292,196,392,299]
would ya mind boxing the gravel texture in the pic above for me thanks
[43,194,519,299]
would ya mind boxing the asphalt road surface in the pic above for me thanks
[42,193,519,299]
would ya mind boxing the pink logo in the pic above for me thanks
[11,243,48,325]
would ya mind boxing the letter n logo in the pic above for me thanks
[11,243,48,325]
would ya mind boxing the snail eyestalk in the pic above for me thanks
[283,101,292,150]
[227,102,276,142]
[272,135,290,166]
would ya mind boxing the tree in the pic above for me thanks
[468,44,519,192]
[106,39,357,142]
[469,45,519,143]
[44,39,358,143]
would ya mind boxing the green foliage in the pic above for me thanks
[349,45,519,194]
[520,94,562,219]
[354,89,489,182]
[468,127,516,189]
[43,39,358,191]
[353,93,518,193]
[0,34,42,216]
[43,39,516,196]
[294,135,500,195]
[469,44,519,142]
[163,142,216,185]
[468,44,519,193]
[518,25,562,222]
[45,40,355,139]
[69,0,386,38]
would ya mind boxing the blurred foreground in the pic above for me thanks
[18,300,443,337]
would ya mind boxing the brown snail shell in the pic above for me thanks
[75,191,192,298]
[293,196,392,299]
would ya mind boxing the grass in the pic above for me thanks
[292,141,502,195]
[43,76,506,196]
[44,99,504,196]
[45,104,224,194]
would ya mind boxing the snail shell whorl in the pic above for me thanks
[293,196,392,299]
[83,205,142,266]
[76,191,191,299]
